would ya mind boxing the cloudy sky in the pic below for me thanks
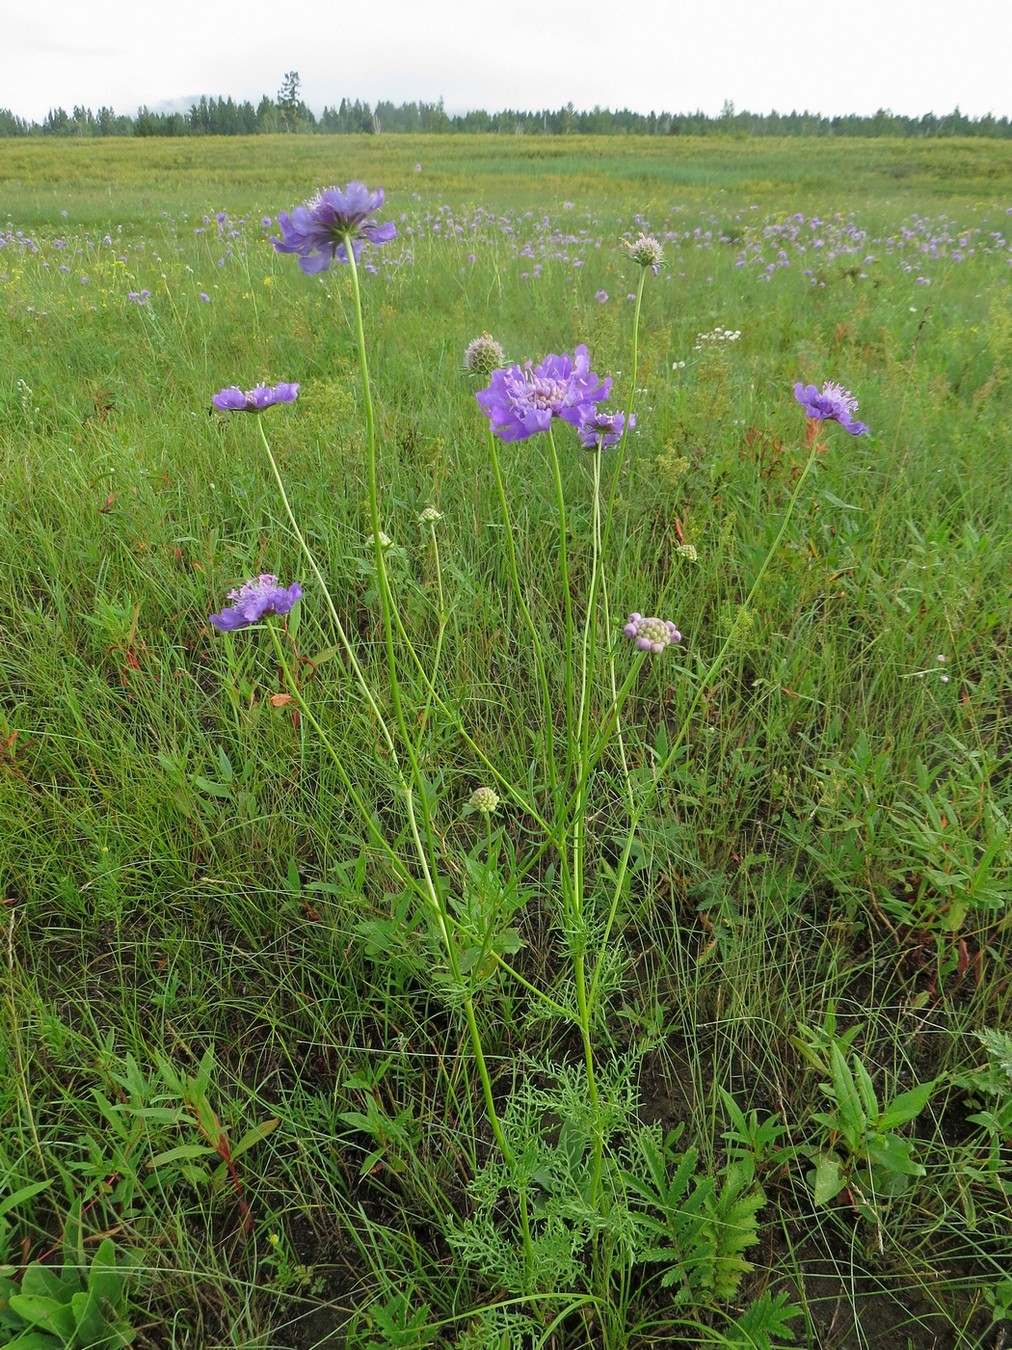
[2,0,1009,126]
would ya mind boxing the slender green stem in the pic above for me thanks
[602,265,648,557]
[420,521,447,734]
[545,425,576,777]
[344,247,448,920]
[342,241,531,1276]
[588,443,822,1013]
[488,952,577,1021]
[265,624,425,903]
[255,416,396,760]
[486,427,560,804]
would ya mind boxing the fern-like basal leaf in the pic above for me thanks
[975,1029,1012,1083]
[721,1289,802,1348]
[625,1136,721,1299]
[701,1161,767,1302]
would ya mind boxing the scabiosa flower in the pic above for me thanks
[476,344,610,443]
[793,381,869,436]
[623,613,682,654]
[463,332,506,381]
[595,289,609,303]
[209,575,302,631]
[418,505,442,524]
[273,182,397,274]
[211,382,299,413]
[577,409,634,450]
[624,233,665,274]
[469,786,500,815]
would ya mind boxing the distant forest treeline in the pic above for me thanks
[1,93,1009,139]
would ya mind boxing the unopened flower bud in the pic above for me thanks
[469,786,500,815]
[464,332,506,381]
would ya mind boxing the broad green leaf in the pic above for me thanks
[146,1143,217,1169]
[20,1266,73,1305]
[229,1116,281,1162]
[865,1133,926,1177]
[878,1080,936,1130]
[87,1239,126,1306]
[811,1153,846,1205]
[8,1293,76,1338]
[0,1180,54,1220]
[853,1055,880,1122]
[829,1044,864,1144]
[70,1288,114,1345]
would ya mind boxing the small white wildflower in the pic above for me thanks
[366,531,393,549]
[676,544,698,562]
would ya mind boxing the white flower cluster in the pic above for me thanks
[693,326,742,351]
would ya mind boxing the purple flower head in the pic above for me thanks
[211,382,299,413]
[274,182,397,274]
[209,574,303,631]
[577,409,634,450]
[475,344,611,443]
[623,612,682,655]
[624,233,665,274]
[793,381,869,436]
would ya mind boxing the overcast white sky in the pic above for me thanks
[2,0,1009,126]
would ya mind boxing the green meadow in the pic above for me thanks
[0,135,1010,1349]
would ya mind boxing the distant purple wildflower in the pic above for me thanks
[274,182,397,274]
[475,344,610,443]
[793,381,869,436]
[623,613,682,654]
[209,575,303,631]
[577,409,634,450]
[211,382,299,413]
[595,289,609,303]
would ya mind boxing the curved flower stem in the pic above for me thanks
[255,416,396,760]
[342,244,531,1278]
[265,625,426,902]
[593,266,650,822]
[588,442,822,1014]
[487,427,560,806]
[545,425,576,781]
[603,264,648,549]
[420,519,447,734]
[343,247,447,900]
